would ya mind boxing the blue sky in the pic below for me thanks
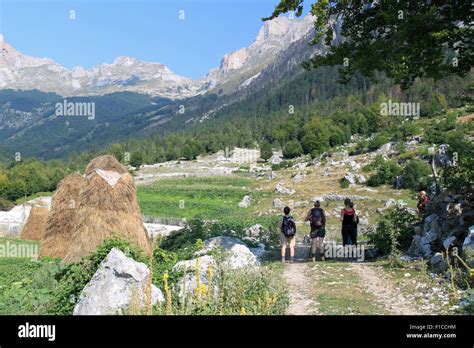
[0,0,289,79]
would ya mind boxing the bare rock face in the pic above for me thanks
[407,192,474,260]
[73,248,164,315]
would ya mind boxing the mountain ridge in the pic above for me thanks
[0,15,318,99]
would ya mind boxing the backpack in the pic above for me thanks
[281,216,296,237]
[310,208,325,228]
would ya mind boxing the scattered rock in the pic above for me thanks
[245,224,263,238]
[385,199,396,208]
[144,223,183,239]
[195,236,259,269]
[238,195,251,208]
[275,183,295,195]
[273,198,285,209]
[443,236,457,250]
[173,255,217,297]
[429,252,448,274]
[293,173,305,183]
[73,248,164,315]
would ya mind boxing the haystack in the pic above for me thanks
[20,207,49,240]
[63,155,151,263]
[39,172,85,259]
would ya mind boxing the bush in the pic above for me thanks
[368,133,390,151]
[271,160,294,171]
[459,289,474,314]
[366,207,418,256]
[339,178,350,189]
[442,131,474,191]
[259,140,273,162]
[367,159,401,187]
[399,160,432,191]
[162,264,289,315]
[283,140,303,159]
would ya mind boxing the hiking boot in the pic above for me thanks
[281,257,285,263]
[311,256,316,262]
[290,257,294,263]
[321,256,325,261]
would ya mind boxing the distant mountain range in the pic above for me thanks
[0,15,346,160]
[0,15,331,99]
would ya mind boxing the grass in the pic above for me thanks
[137,176,269,220]
[0,237,60,315]
[307,261,389,315]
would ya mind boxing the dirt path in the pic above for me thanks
[283,262,316,315]
[282,257,429,315]
[349,263,423,315]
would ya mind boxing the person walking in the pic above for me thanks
[348,201,359,246]
[305,200,326,261]
[280,206,296,263]
[417,190,429,220]
[340,198,356,246]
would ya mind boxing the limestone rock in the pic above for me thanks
[238,195,251,208]
[73,248,164,315]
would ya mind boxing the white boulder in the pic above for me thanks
[73,248,164,315]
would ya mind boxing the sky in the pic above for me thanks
[0,0,286,79]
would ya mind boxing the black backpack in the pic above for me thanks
[281,216,296,237]
[310,208,325,228]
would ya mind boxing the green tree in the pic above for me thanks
[283,140,304,159]
[264,1,472,89]
[259,140,273,162]
[129,151,144,169]
[108,143,124,162]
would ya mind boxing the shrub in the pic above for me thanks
[366,207,418,256]
[367,160,401,187]
[259,140,273,162]
[271,160,294,171]
[368,133,390,151]
[163,264,289,315]
[399,160,432,191]
[339,178,350,189]
[283,140,303,159]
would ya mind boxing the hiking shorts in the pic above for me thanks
[281,234,296,248]
[310,226,326,238]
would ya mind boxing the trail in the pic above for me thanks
[283,262,316,315]
[349,262,423,315]
[282,243,428,315]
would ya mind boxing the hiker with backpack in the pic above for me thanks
[305,200,326,261]
[348,201,359,246]
[340,198,358,246]
[280,206,296,263]
[417,191,429,220]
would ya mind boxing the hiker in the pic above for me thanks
[340,198,357,246]
[417,191,429,220]
[348,201,359,246]
[280,206,296,263]
[305,200,326,262]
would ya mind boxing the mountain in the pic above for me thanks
[0,15,345,159]
[203,15,316,93]
[0,36,203,100]
[0,15,323,99]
